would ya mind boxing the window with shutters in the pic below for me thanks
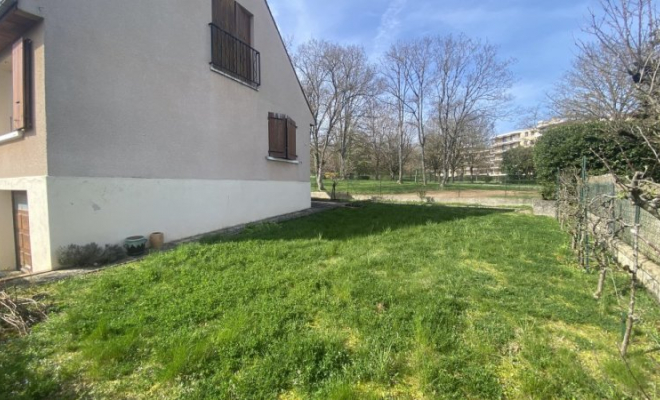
[210,0,260,87]
[0,37,32,136]
[268,113,297,161]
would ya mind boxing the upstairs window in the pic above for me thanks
[210,0,260,87]
[268,113,297,161]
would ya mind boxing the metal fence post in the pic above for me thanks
[556,168,560,220]
[582,156,590,272]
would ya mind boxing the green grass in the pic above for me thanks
[1,203,659,399]
[310,178,541,195]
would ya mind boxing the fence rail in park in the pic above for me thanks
[311,174,539,198]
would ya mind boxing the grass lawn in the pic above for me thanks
[1,203,659,399]
[310,178,541,196]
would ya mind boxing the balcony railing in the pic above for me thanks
[209,23,261,87]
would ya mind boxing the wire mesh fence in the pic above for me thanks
[585,180,660,266]
[557,162,660,268]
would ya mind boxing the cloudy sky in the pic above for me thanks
[268,0,601,134]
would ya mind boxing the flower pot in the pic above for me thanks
[149,232,164,250]
[124,235,148,256]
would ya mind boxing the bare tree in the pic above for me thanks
[579,0,660,358]
[295,40,352,191]
[359,97,395,179]
[403,37,435,185]
[462,117,493,181]
[382,42,412,184]
[335,46,379,179]
[585,0,660,219]
[432,34,514,185]
[548,42,637,120]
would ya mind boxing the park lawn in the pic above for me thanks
[310,178,541,195]
[1,203,659,399]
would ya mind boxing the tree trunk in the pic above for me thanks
[621,270,637,356]
[398,131,404,184]
[441,168,450,186]
[421,145,427,186]
[316,166,325,191]
[594,268,607,299]
[621,221,640,357]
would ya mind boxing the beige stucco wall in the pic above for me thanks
[28,0,311,183]
[0,191,16,271]
[0,176,51,273]
[0,20,47,178]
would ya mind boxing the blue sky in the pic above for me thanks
[268,0,601,134]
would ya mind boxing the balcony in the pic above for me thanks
[209,23,260,87]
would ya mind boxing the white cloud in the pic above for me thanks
[373,0,407,54]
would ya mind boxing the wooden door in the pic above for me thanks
[12,191,31,271]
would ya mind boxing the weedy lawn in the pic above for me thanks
[1,203,659,399]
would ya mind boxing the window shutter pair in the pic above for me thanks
[12,38,32,131]
[268,113,297,160]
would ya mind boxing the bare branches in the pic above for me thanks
[0,290,47,337]
[548,42,637,120]
[432,34,514,185]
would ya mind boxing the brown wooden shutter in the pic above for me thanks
[268,113,286,159]
[12,38,32,131]
[235,3,252,44]
[212,0,235,32]
[234,3,253,82]
[286,117,297,160]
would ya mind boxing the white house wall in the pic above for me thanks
[46,177,310,269]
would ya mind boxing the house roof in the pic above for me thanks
[0,0,17,20]
[0,0,41,53]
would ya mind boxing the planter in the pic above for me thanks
[149,232,164,250]
[124,236,148,256]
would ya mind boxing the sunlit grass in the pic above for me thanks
[1,203,658,399]
[310,178,540,195]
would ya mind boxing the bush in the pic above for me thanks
[534,121,659,188]
[98,245,128,265]
[484,175,493,183]
[357,175,371,180]
[57,243,126,268]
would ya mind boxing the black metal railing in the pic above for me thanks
[209,23,261,87]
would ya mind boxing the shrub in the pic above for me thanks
[534,121,659,190]
[97,245,128,265]
[57,243,126,268]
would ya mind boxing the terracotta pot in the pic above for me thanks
[149,232,164,250]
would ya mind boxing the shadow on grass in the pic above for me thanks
[203,202,513,244]
[0,336,79,400]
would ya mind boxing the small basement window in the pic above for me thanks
[268,113,297,161]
